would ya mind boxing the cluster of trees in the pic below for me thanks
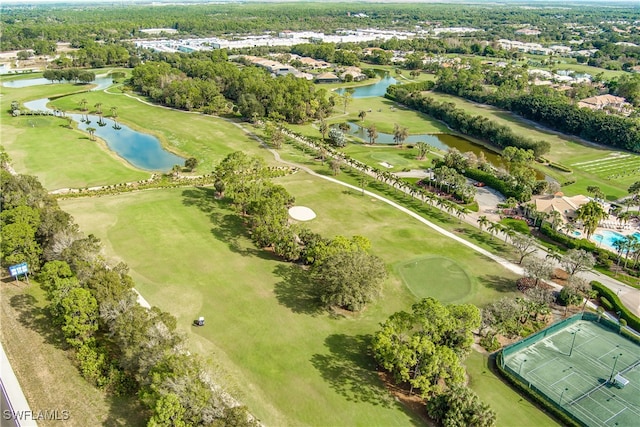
[43,68,96,84]
[130,57,332,122]
[386,85,551,158]
[434,65,640,152]
[213,151,387,311]
[433,146,543,202]
[480,250,595,350]
[0,156,256,426]
[372,298,495,426]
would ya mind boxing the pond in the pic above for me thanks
[335,74,398,98]
[23,98,184,172]
[345,122,506,167]
[2,75,114,91]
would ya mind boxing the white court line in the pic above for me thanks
[604,408,627,425]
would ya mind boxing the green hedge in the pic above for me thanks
[539,223,599,252]
[601,297,613,311]
[548,162,572,173]
[591,281,640,333]
[494,352,581,427]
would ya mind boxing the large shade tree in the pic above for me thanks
[311,248,387,311]
[371,298,480,397]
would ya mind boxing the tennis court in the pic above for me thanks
[503,318,640,427]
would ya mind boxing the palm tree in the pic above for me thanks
[393,123,409,147]
[477,215,490,232]
[487,222,502,241]
[367,124,378,145]
[575,201,608,239]
[455,206,469,223]
[329,158,342,175]
[358,110,367,122]
[340,92,352,114]
[502,226,516,243]
[562,221,577,236]
[358,176,367,196]
[87,127,96,141]
[94,102,103,115]
[548,210,562,231]
[79,98,88,112]
[319,120,328,141]
[546,248,562,263]
[415,141,430,160]
[110,106,118,119]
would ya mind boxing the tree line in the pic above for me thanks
[434,65,640,152]
[0,155,257,426]
[385,84,551,158]
[130,55,333,122]
[3,2,639,54]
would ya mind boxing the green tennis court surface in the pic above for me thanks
[503,318,640,427]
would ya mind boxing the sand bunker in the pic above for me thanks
[288,206,316,221]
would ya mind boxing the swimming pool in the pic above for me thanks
[592,230,626,250]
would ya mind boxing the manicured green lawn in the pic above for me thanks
[50,90,276,173]
[343,143,437,173]
[2,115,149,189]
[422,91,640,200]
[397,256,472,302]
[466,351,558,427]
[59,168,523,426]
[330,96,450,135]
[0,82,152,189]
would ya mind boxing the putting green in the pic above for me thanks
[397,256,473,303]
[368,150,412,167]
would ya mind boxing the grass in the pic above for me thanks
[466,351,558,427]
[343,143,437,173]
[329,96,450,135]
[397,256,473,303]
[0,282,146,427]
[59,166,526,425]
[49,90,276,172]
[4,75,563,425]
[421,91,640,200]
[1,115,149,190]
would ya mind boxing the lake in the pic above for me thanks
[2,75,114,91]
[335,74,398,98]
[23,98,184,172]
[345,122,505,167]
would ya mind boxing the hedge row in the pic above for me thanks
[494,352,581,427]
[462,168,521,200]
[548,162,572,173]
[539,223,600,253]
[591,281,640,333]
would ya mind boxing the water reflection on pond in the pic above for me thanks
[335,74,397,98]
[23,98,183,172]
[3,76,114,91]
[345,122,505,168]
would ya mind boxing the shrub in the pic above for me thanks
[548,162,572,173]
[480,334,501,352]
[591,281,640,332]
[600,296,613,310]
